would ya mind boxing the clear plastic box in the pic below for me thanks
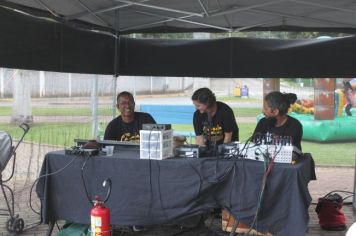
[140,130,173,160]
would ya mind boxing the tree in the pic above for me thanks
[11,70,33,124]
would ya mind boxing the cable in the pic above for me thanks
[29,153,80,215]
[80,154,94,206]
[156,161,170,222]
[147,127,154,216]
[225,133,261,230]
[322,190,356,199]
[242,144,283,236]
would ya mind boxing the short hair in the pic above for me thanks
[265,91,297,115]
[191,88,216,108]
[117,91,134,103]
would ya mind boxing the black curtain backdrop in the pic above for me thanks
[1,6,356,78]
[0,6,115,75]
[119,36,356,78]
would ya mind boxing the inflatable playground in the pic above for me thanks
[140,79,356,143]
[288,78,356,142]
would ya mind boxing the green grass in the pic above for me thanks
[0,123,93,147]
[2,122,355,166]
[302,141,356,166]
[0,107,115,116]
[217,96,261,103]
[233,107,261,117]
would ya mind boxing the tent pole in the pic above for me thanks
[112,10,119,119]
[91,74,99,139]
[112,75,118,118]
[0,68,4,98]
[112,35,119,118]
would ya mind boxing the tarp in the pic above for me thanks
[2,1,356,77]
[3,0,356,34]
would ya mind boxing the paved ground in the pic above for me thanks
[0,143,355,236]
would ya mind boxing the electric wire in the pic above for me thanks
[242,144,283,236]
[323,190,356,199]
[147,127,154,217]
[29,153,80,215]
[156,161,170,222]
[316,190,356,204]
[80,154,94,206]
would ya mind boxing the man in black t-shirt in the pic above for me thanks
[192,88,239,148]
[104,91,156,143]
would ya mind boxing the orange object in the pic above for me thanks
[221,209,273,235]
[301,99,314,108]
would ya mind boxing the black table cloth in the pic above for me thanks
[36,150,314,236]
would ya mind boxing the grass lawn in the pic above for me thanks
[232,108,261,117]
[0,106,261,117]
[1,122,355,166]
[0,106,114,116]
[302,141,356,166]
[217,96,261,103]
[0,123,92,147]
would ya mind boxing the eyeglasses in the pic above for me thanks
[117,101,134,106]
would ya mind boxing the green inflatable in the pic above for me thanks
[257,110,356,142]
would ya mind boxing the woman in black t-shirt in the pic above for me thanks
[191,88,239,148]
[253,91,303,151]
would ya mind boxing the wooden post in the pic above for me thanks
[263,78,280,98]
[11,70,33,124]
[314,78,335,120]
[0,68,4,98]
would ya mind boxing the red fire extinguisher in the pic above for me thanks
[90,179,112,236]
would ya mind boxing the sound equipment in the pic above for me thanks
[142,123,171,131]
[218,142,239,157]
[65,146,99,156]
[174,145,201,158]
[240,143,299,163]
[74,139,139,151]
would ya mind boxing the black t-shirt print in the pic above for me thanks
[104,112,156,143]
[253,115,303,151]
[193,101,239,146]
